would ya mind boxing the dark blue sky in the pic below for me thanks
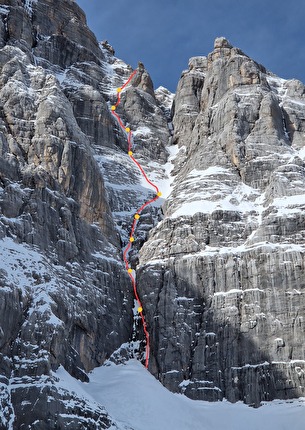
[76,0,305,92]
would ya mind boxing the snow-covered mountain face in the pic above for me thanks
[139,37,305,405]
[0,1,304,428]
[0,0,170,428]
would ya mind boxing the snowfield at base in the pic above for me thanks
[56,359,305,430]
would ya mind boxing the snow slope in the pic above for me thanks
[56,359,305,430]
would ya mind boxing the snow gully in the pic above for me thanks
[110,69,162,368]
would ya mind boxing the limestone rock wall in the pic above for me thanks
[0,1,138,428]
[0,0,172,426]
[138,37,305,405]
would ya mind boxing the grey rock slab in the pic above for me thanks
[138,37,305,405]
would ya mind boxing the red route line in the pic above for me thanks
[111,69,161,369]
